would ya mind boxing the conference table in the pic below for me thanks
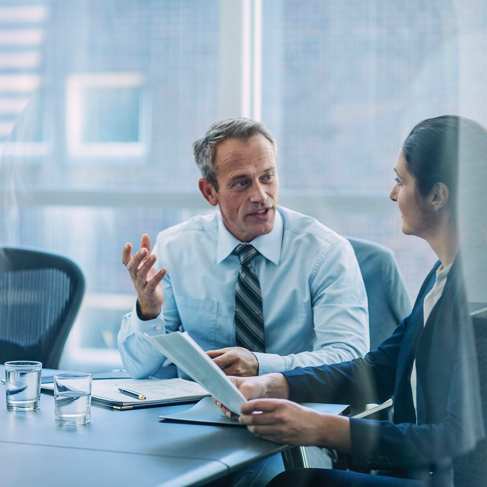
[0,366,302,487]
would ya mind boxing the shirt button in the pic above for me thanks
[154,325,162,331]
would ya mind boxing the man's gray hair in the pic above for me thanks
[192,118,277,192]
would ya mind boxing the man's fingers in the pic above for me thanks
[206,348,230,358]
[140,234,152,253]
[211,352,236,369]
[135,252,157,282]
[218,363,242,376]
[122,242,133,266]
[146,268,167,293]
[126,247,149,274]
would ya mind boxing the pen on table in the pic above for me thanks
[117,387,146,401]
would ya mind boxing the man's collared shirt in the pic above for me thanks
[118,206,369,379]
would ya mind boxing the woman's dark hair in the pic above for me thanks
[402,115,487,221]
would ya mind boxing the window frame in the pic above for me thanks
[65,72,151,160]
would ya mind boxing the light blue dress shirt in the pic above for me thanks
[118,206,369,379]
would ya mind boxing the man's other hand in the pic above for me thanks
[207,347,259,376]
[122,234,167,321]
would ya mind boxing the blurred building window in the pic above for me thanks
[66,73,149,158]
[1,0,486,371]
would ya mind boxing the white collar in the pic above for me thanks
[216,208,283,265]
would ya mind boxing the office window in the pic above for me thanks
[0,0,220,371]
[83,88,141,143]
[2,0,487,372]
[0,2,48,158]
[261,0,487,296]
[66,73,149,158]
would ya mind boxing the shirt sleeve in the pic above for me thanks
[254,239,369,375]
[117,242,182,379]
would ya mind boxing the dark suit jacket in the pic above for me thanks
[284,260,484,485]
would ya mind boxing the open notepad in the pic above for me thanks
[41,377,209,410]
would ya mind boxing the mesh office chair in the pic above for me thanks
[452,307,487,486]
[0,246,85,369]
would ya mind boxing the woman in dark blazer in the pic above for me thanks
[217,116,486,486]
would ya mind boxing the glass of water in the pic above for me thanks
[54,373,92,425]
[5,361,43,411]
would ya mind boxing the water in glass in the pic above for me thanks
[5,364,42,411]
[55,390,91,425]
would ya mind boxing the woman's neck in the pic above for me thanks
[425,219,459,267]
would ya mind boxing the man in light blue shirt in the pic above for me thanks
[118,118,369,381]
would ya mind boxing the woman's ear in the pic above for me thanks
[429,182,450,211]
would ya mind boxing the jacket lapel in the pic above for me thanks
[393,261,441,424]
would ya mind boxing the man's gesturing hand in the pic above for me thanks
[122,234,167,321]
[207,347,259,376]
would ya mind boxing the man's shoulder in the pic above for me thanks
[156,212,219,246]
[279,206,346,250]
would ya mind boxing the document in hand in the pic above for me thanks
[143,331,247,414]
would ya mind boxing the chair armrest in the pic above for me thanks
[282,447,309,470]
[352,398,393,419]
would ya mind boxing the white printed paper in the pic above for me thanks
[144,331,247,414]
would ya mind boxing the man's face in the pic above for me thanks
[211,134,279,242]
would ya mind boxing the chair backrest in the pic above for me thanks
[346,237,412,350]
[453,307,487,486]
[0,246,85,369]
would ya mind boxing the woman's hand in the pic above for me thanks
[239,399,352,453]
[239,399,329,445]
[213,373,290,419]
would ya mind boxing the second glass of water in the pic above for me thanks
[54,373,92,425]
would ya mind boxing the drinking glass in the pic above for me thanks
[54,373,92,425]
[5,361,42,411]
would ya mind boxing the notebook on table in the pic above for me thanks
[41,377,209,410]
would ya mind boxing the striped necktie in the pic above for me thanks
[233,244,265,353]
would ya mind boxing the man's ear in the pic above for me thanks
[199,178,219,207]
[429,182,450,211]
